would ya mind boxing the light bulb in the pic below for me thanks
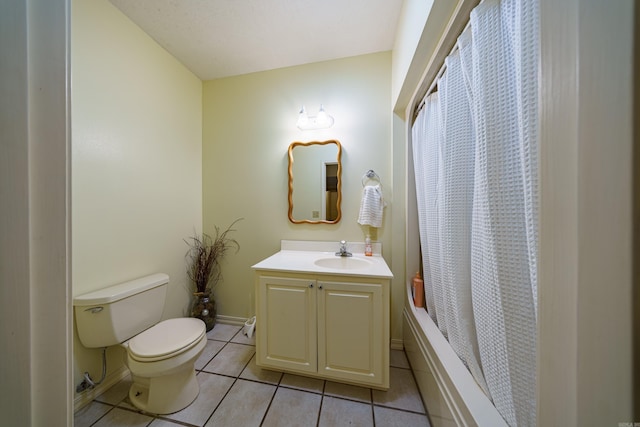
[315,104,333,127]
[296,105,309,128]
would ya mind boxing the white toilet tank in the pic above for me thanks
[74,273,169,348]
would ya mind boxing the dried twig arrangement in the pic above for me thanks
[185,218,242,294]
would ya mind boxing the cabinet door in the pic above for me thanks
[256,276,317,373]
[317,280,385,387]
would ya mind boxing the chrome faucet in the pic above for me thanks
[335,240,352,257]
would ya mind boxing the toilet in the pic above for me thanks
[73,273,207,414]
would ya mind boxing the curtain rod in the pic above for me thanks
[412,16,473,121]
[414,58,449,116]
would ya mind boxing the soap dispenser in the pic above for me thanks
[364,235,372,256]
[412,272,424,308]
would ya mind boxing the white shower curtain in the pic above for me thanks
[436,45,490,397]
[411,0,538,425]
[411,93,440,326]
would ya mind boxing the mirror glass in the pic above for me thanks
[288,140,342,224]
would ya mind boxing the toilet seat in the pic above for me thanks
[128,317,206,362]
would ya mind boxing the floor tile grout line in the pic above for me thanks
[370,388,376,426]
[275,383,380,407]
[210,338,256,348]
[315,391,324,427]
[87,401,115,427]
[373,403,428,416]
[197,369,239,380]
[94,401,161,426]
[258,383,278,426]
[232,375,280,387]
[153,414,199,427]
[389,364,412,370]
[401,348,431,418]
[200,373,239,426]
[277,384,324,396]
[171,330,237,426]
[197,340,255,378]
[197,339,232,373]
[316,380,330,426]
[83,328,427,427]
[91,396,222,427]
[201,332,260,426]
[323,392,372,405]
[198,355,257,379]
[371,402,376,426]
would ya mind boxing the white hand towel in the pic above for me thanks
[358,185,385,228]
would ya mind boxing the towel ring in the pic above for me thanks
[362,169,381,187]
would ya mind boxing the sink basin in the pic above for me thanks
[314,257,372,270]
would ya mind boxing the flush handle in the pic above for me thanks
[85,306,103,314]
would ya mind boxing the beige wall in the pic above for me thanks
[4,0,630,422]
[4,0,633,422]
[391,0,463,117]
[391,0,434,109]
[71,0,202,395]
[201,52,400,338]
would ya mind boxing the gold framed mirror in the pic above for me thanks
[288,140,342,224]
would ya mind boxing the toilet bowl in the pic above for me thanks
[124,317,207,414]
[73,273,208,414]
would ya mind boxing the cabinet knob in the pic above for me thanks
[309,283,314,288]
[319,284,323,290]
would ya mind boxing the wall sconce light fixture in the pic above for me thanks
[297,104,334,130]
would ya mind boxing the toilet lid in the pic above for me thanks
[128,317,205,360]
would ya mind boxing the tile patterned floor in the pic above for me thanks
[75,323,430,427]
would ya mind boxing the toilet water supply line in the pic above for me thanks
[76,347,107,393]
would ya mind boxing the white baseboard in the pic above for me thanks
[390,338,404,350]
[216,314,247,326]
[73,365,130,413]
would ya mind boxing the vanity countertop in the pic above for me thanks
[251,240,393,279]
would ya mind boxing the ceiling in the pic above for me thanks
[109,0,404,81]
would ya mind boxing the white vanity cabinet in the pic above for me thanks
[255,275,317,375]
[255,271,390,389]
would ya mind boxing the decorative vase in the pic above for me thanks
[190,292,216,331]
